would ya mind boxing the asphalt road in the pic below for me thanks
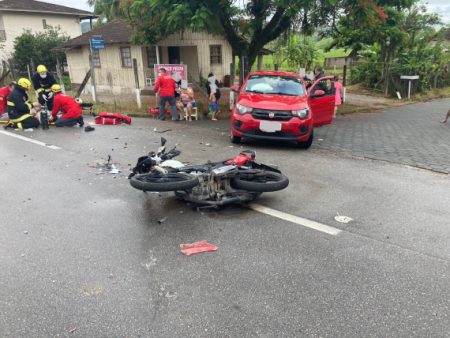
[0,115,449,337]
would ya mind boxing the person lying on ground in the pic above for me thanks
[6,78,40,129]
[176,85,196,121]
[440,108,450,124]
[49,84,84,127]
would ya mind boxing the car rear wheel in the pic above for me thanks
[297,130,313,149]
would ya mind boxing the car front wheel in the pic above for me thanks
[297,130,313,149]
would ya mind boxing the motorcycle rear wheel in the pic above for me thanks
[231,171,289,192]
[130,172,199,192]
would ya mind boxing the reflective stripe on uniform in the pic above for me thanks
[10,113,32,130]
[7,101,15,106]
[11,114,32,123]
[26,102,32,109]
[36,88,44,93]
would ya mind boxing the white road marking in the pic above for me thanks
[0,130,61,150]
[248,203,342,236]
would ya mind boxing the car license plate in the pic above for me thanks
[260,120,281,133]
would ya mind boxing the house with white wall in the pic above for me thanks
[0,0,95,61]
[59,19,234,95]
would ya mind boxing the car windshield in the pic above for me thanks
[244,75,306,96]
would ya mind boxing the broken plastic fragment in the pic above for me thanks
[180,241,218,256]
[334,215,353,223]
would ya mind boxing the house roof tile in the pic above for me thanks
[0,0,94,17]
[59,19,132,49]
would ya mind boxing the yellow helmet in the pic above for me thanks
[37,65,47,73]
[51,84,62,93]
[17,78,31,89]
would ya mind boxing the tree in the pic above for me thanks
[12,27,69,73]
[122,0,334,74]
[87,0,123,23]
[331,0,442,95]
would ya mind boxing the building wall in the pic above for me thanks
[66,44,146,95]
[157,31,232,83]
[0,12,83,61]
[324,57,355,68]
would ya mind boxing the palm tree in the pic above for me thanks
[87,0,122,23]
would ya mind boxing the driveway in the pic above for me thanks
[315,98,450,174]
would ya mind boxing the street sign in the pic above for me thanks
[90,36,105,49]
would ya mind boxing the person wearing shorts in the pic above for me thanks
[176,85,196,121]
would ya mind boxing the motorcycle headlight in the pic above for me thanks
[236,104,253,115]
[292,108,310,119]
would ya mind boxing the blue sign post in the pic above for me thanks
[90,36,105,49]
[88,36,104,103]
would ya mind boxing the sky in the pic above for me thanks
[40,0,450,24]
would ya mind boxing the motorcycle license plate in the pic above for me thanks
[259,121,281,133]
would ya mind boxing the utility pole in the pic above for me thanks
[88,38,97,102]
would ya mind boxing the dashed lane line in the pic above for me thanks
[248,203,342,236]
[0,130,61,150]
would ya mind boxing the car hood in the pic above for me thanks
[237,92,308,110]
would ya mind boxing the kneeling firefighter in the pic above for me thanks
[50,84,84,127]
[6,78,40,129]
[32,65,56,110]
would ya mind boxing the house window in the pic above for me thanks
[210,45,222,64]
[146,46,157,68]
[42,19,47,29]
[120,47,132,68]
[92,49,100,68]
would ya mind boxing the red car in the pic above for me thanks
[230,71,335,148]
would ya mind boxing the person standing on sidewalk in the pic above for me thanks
[440,108,450,124]
[154,68,179,121]
[334,75,343,118]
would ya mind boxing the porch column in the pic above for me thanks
[257,53,263,70]
[155,45,160,64]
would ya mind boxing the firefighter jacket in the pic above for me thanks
[6,86,32,120]
[32,72,57,94]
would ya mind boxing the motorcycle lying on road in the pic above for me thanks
[128,138,289,207]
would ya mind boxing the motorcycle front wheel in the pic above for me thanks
[231,171,289,192]
[130,172,199,192]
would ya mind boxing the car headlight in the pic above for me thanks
[292,108,310,119]
[236,104,253,115]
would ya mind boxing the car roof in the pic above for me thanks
[250,70,301,78]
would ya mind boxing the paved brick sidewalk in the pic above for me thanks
[314,98,450,174]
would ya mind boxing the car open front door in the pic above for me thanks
[307,76,336,127]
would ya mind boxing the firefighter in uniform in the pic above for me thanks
[6,78,40,129]
[50,84,84,127]
[32,64,56,110]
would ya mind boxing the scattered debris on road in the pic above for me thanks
[68,327,77,334]
[180,241,218,256]
[90,155,121,174]
[334,214,353,223]
[153,127,172,133]
[157,217,167,224]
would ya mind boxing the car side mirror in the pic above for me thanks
[231,85,240,93]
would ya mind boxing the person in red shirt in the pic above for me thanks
[154,68,179,121]
[49,84,84,127]
[0,82,15,118]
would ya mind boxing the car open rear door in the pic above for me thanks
[307,76,336,127]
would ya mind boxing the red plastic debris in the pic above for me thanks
[180,241,218,256]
